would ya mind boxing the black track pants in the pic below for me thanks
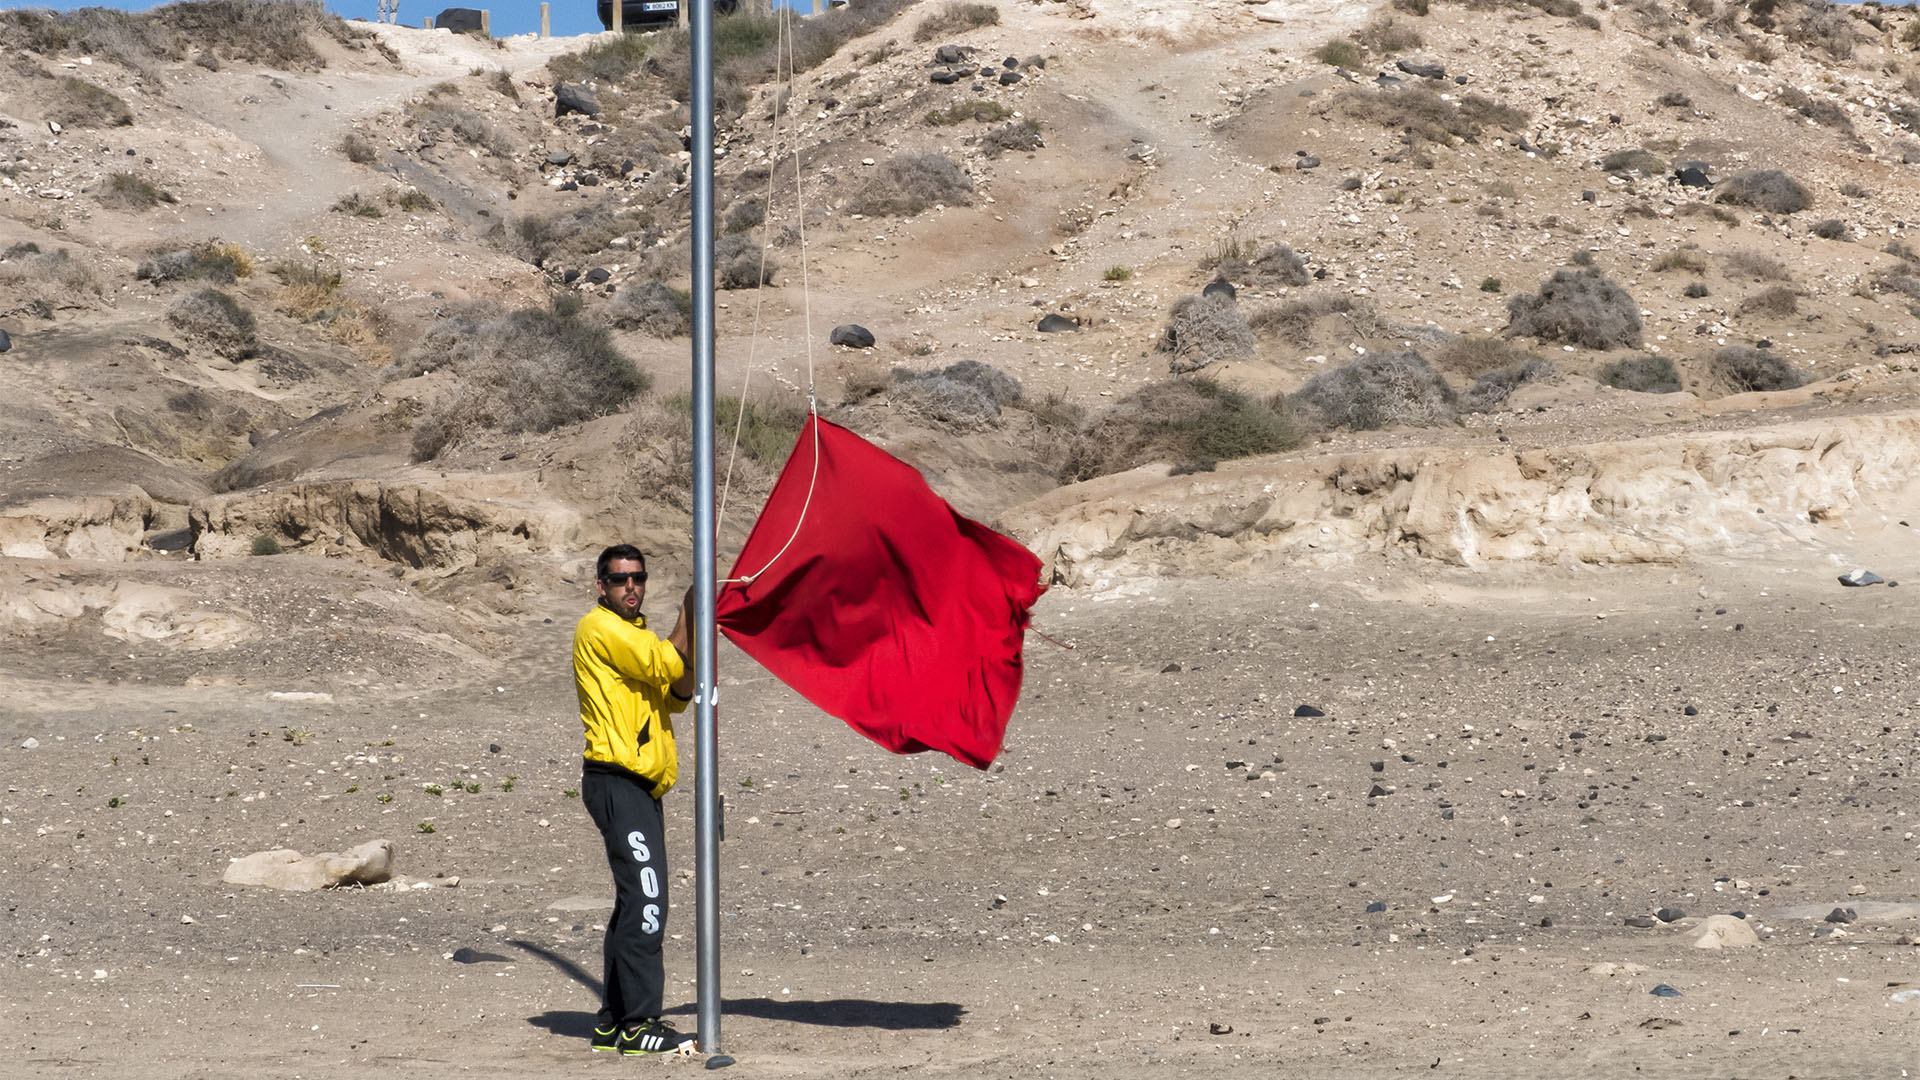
[582,768,669,1026]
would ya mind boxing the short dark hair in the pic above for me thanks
[596,544,646,579]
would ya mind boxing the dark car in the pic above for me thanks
[597,0,737,30]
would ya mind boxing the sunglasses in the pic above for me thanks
[601,572,648,586]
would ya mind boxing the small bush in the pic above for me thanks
[332,192,383,218]
[167,287,258,358]
[1247,295,1366,346]
[925,99,1013,126]
[983,118,1043,157]
[390,189,434,213]
[1289,349,1458,431]
[1785,5,1856,60]
[1431,335,1538,377]
[268,261,342,319]
[546,31,652,84]
[1104,265,1133,282]
[688,391,806,467]
[1158,293,1256,373]
[715,233,777,289]
[1777,85,1852,132]
[1722,249,1791,281]
[1713,345,1806,392]
[0,246,97,296]
[250,534,282,556]
[1315,38,1366,69]
[847,152,973,217]
[1600,147,1666,174]
[409,103,513,158]
[1809,218,1846,241]
[409,304,648,460]
[487,68,517,99]
[341,132,377,164]
[1063,378,1303,480]
[507,205,647,266]
[50,76,132,128]
[1737,285,1800,317]
[1598,353,1681,393]
[1505,268,1643,350]
[606,281,692,337]
[1839,181,1871,199]
[1393,0,1430,12]
[1717,168,1812,214]
[1217,243,1311,289]
[1479,276,1502,293]
[137,242,252,285]
[97,171,175,211]
[1356,15,1424,53]
[913,1,998,42]
[1651,246,1708,273]
[1464,356,1555,411]
[723,196,765,234]
[1339,85,1529,143]
[1682,281,1710,298]
[1657,90,1692,108]
[892,359,1022,428]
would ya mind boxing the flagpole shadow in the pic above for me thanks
[664,998,965,1030]
[511,939,605,1040]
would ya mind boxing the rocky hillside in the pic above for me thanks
[5,0,1920,590]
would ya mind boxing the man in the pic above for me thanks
[574,544,698,1055]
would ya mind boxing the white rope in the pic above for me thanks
[717,1,821,588]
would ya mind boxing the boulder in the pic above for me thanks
[933,44,966,64]
[433,7,484,32]
[584,267,612,285]
[0,328,10,353]
[999,71,1023,86]
[222,839,395,892]
[555,82,601,119]
[1673,166,1710,188]
[1396,58,1447,79]
[1037,314,1079,333]
[931,69,964,85]
[1690,914,1760,949]
[1201,279,1237,301]
[830,324,876,349]
[546,150,574,166]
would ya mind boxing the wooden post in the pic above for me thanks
[424,16,433,28]
[675,0,686,30]
[541,1,550,36]
[812,0,822,12]
[614,0,624,31]
[480,9,490,35]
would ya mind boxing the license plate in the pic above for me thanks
[641,2,677,10]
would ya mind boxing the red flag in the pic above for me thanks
[715,415,1044,769]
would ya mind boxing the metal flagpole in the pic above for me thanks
[689,0,723,1056]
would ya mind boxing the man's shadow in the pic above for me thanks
[513,940,965,1039]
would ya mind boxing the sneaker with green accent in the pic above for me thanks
[590,1023,620,1052]
[617,1018,696,1056]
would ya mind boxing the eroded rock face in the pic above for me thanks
[1001,413,1920,585]
[190,480,581,570]
[0,491,153,560]
[221,839,395,892]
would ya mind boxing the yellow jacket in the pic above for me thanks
[574,604,690,797]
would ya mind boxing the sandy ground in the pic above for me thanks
[6,549,1920,1078]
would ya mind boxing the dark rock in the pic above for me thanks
[1295,155,1320,169]
[1374,73,1405,88]
[1655,907,1686,923]
[1003,56,1019,68]
[0,328,10,353]
[547,150,574,166]
[1369,761,1385,773]
[829,324,876,349]
[1201,279,1237,301]
[933,44,965,64]
[998,71,1022,86]
[1624,916,1658,928]
[434,7,484,32]
[489,743,502,753]
[449,947,510,964]
[1684,705,1698,716]
[1454,74,1469,84]
[555,82,600,119]
[584,267,611,285]
[1825,907,1857,924]
[559,181,578,192]
[147,528,192,552]
[1024,55,1046,69]
[1160,662,1181,673]
[579,174,600,187]
[1293,705,1325,717]
[1036,313,1078,333]
[1581,190,1597,202]
[1673,166,1711,188]
[980,67,996,76]
[1396,58,1446,79]
[1538,917,1554,927]
[1367,783,1393,797]
[1839,569,1885,587]
[1365,901,1387,913]
[563,268,582,284]
[1439,808,1454,820]
[930,69,964,85]
[1649,984,1683,998]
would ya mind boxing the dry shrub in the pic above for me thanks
[1713,345,1806,392]
[1717,168,1812,214]
[1159,293,1255,373]
[1600,147,1666,174]
[547,32,653,84]
[1785,3,1856,59]
[137,242,251,284]
[714,233,777,289]
[1063,378,1303,481]
[1247,295,1369,346]
[723,197,765,234]
[1675,201,1737,224]
[605,281,691,337]
[507,205,648,267]
[1737,285,1801,316]
[98,172,175,211]
[50,76,133,128]
[267,261,342,319]
[167,287,258,358]
[1809,218,1846,240]
[1651,245,1708,273]
[1463,356,1555,411]
[1338,84,1529,144]
[1776,85,1852,132]
[1722,249,1792,281]
[913,1,999,42]
[0,245,100,297]
[926,99,1013,126]
[1315,38,1365,69]
[1216,243,1311,289]
[1505,268,1643,350]
[340,132,377,164]
[892,360,1022,429]
[1683,281,1710,298]
[1356,15,1424,53]
[622,391,806,512]
[409,103,513,158]
[1289,349,1458,431]
[983,119,1043,157]
[846,152,973,217]
[407,303,648,460]
[1431,335,1539,377]
[0,0,372,70]
[1598,353,1682,393]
